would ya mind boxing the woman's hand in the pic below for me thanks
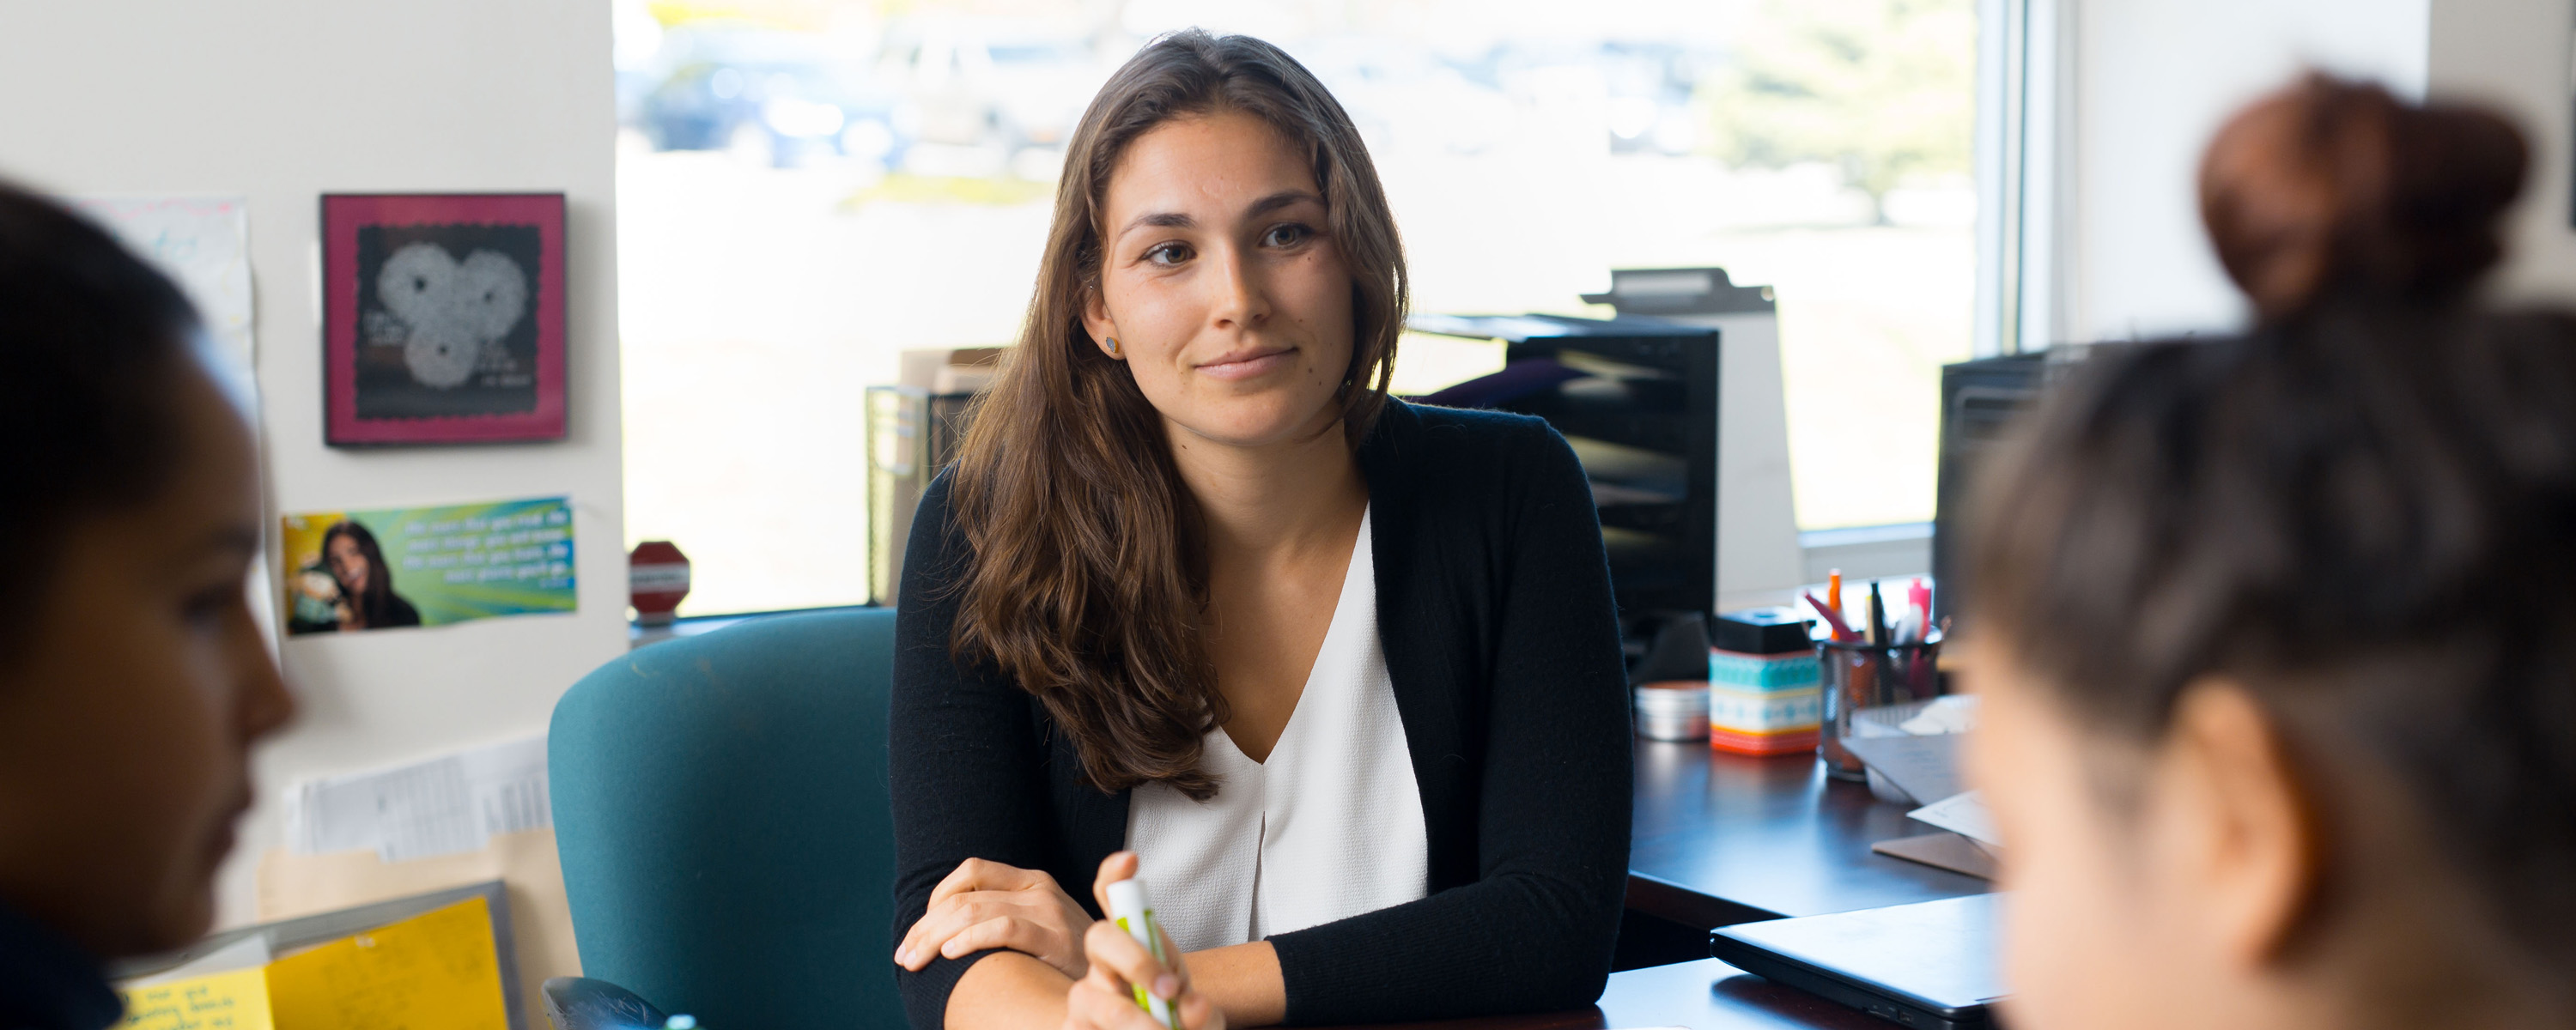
[1067,852,1224,1030]
[1065,920,1224,1030]
[896,857,1096,979]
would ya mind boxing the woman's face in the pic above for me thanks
[0,365,294,957]
[1964,646,2173,1030]
[1964,642,2318,1030]
[1083,109,1357,451]
[326,534,371,594]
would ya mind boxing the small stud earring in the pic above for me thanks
[1104,336,1121,358]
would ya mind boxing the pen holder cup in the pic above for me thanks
[1815,637,1943,781]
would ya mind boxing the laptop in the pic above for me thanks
[1707,894,2007,1029]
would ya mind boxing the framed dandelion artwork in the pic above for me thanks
[322,193,567,445]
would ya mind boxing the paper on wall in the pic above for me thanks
[67,197,255,373]
[1906,790,2002,848]
[284,735,550,863]
[66,196,279,650]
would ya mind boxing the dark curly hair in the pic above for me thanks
[1968,76,2574,970]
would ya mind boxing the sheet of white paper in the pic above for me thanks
[66,197,279,650]
[1899,694,1981,736]
[286,735,552,863]
[1907,790,2002,847]
[1841,733,1964,806]
[119,934,271,988]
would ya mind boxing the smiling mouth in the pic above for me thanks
[1197,347,1295,380]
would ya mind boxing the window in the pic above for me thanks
[617,0,1980,616]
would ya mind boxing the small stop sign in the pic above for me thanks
[630,541,690,626]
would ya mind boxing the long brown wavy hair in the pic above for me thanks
[945,30,1406,799]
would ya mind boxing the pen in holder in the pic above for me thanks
[1816,635,1942,781]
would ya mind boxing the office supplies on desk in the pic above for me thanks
[1867,582,1889,646]
[1802,591,1857,642]
[1710,606,1814,654]
[1706,689,1822,754]
[1817,636,1942,780]
[1871,833,1999,881]
[1708,894,2006,1030]
[1710,723,1821,755]
[1838,734,1965,807]
[1907,791,2000,848]
[1634,681,1712,742]
[1705,647,1822,754]
[1899,695,1979,736]
[1707,648,1821,689]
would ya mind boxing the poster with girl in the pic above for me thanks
[281,496,575,634]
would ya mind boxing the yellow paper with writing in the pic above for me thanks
[116,966,275,1030]
[264,896,509,1030]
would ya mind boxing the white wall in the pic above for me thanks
[0,2,623,927]
[2056,0,2576,342]
[2060,0,2433,342]
[2429,0,2576,306]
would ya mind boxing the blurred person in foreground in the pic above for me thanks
[0,180,295,1027]
[1961,74,2575,1030]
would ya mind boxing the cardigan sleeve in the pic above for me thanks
[888,475,1066,1030]
[1266,420,1634,1024]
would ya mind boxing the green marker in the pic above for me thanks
[1105,877,1180,1029]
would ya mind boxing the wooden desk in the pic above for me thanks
[1625,739,1990,928]
[1318,958,1895,1030]
[1611,739,1990,1027]
[1323,740,1991,1029]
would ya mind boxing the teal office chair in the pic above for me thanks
[550,608,902,1029]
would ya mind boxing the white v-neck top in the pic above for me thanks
[1124,509,1431,954]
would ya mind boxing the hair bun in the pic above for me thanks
[2200,73,2528,320]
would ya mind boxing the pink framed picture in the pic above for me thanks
[322,193,567,445]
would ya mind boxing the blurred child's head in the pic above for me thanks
[0,179,293,957]
[1961,76,2572,1030]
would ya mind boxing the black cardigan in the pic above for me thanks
[889,401,1633,1028]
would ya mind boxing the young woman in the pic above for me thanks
[320,520,422,632]
[0,181,295,1027]
[1961,76,2576,1030]
[888,31,1631,1030]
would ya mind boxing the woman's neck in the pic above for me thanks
[1163,409,1367,562]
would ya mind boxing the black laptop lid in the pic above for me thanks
[1710,894,2008,1016]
